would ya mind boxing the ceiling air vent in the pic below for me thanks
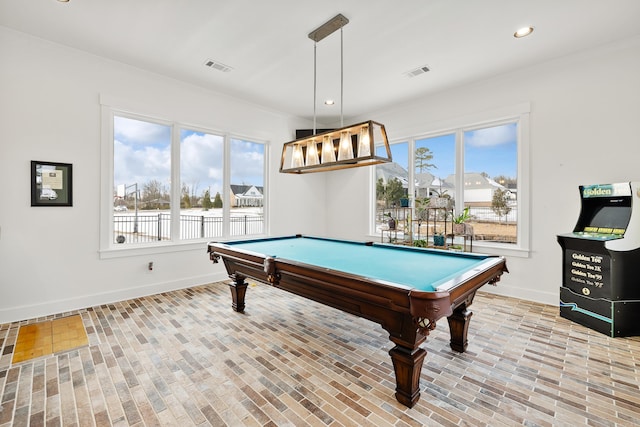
[204,59,233,73]
[404,65,430,78]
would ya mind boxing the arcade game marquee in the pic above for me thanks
[557,182,640,337]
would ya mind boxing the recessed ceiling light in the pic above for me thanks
[514,26,534,38]
[324,100,335,106]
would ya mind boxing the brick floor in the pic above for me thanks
[1,281,639,426]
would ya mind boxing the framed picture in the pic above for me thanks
[31,161,73,207]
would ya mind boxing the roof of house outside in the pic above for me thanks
[230,185,264,196]
[377,163,455,193]
[445,173,507,190]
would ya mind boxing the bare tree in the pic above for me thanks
[491,188,512,223]
[142,179,168,209]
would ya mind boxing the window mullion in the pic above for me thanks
[455,129,464,214]
[517,114,530,250]
[100,106,115,252]
[171,125,181,241]
[222,134,231,237]
[408,138,416,212]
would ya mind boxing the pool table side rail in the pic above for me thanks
[373,240,493,260]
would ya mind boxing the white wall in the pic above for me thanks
[325,36,640,305]
[0,26,326,323]
[2,25,639,323]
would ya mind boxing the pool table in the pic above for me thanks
[207,235,507,407]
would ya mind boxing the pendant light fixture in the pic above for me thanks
[280,14,392,174]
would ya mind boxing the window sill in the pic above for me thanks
[99,234,270,259]
[470,241,530,258]
[99,239,212,259]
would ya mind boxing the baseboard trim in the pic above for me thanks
[0,272,229,324]
[482,283,558,307]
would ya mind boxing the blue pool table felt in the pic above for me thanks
[226,237,491,292]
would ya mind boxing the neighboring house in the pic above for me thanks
[426,175,455,199]
[376,162,409,189]
[230,184,264,207]
[377,162,455,199]
[378,163,511,205]
[415,172,435,198]
[445,172,511,205]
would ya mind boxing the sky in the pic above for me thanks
[113,116,516,200]
[380,122,518,179]
[113,116,264,198]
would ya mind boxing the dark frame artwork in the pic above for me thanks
[31,161,73,207]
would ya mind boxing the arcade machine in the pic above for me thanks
[557,182,640,337]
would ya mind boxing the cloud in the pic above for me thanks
[231,139,264,185]
[465,123,516,148]
[113,124,264,197]
[114,116,171,145]
[180,132,224,195]
[114,139,171,186]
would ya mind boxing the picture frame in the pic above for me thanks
[31,161,73,207]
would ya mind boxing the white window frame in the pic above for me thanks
[99,102,268,259]
[372,103,530,258]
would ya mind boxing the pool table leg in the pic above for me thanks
[389,345,427,408]
[228,274,248,313]
[447,302,472,353]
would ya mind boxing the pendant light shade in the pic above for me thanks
[337,131,353,161]
[291,143,304,169]
[357,124,371,157]
[321,134,336,164]
[305,140,320,166]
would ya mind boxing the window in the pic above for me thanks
[179,128,224,240]
[464,123,518,244]
[373,104,529,255]
[103,108,267,253]
[230,138,265,236]
[415,133,455,199]
[113,116,173,244]
[375,142,409,241]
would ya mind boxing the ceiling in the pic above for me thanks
[2,1,640,124]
